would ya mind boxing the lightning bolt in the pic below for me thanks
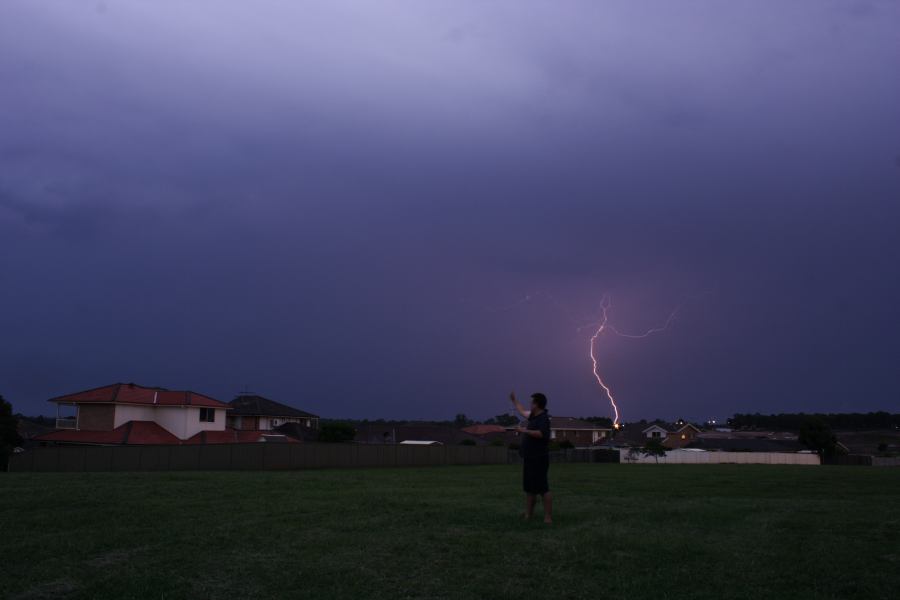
[588,295,683,429]
[483,289,702,428]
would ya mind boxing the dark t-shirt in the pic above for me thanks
[520,411,551,459]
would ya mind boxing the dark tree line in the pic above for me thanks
[1,395,23,467]
[728,412,899,431]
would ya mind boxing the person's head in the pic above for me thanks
[530,393,548,414]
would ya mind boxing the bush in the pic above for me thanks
[459,438,476,446]
[642,438,667,463]
[548,441,561,451]
[799,417,841,458]
[318,422,356,443]
[1,395,22,467]
[558,439,575,449]
[489,438,506,447]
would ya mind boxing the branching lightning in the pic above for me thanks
[588,295,682,429]
[484,289,699,428]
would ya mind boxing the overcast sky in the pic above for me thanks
[2,1,899,421]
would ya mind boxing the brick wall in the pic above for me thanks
[77,405,115,431]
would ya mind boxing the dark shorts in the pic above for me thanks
[522,455,550,495]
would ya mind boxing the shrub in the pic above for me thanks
[799,417,841,458]
[558,439,575,449]
[641,438,667,463]
[1,395,22,467]
[459,438,476,446]
[489,439,506,447]
[318,422,356,443]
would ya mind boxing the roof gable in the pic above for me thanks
[642,424,669,434]
[676,423,702,433]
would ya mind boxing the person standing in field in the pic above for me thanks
[509,391,553,524]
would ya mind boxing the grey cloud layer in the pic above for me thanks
[1,1,898,419]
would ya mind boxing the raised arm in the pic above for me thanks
[509,391,529,419]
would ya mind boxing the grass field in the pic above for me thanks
[2,464,898,600]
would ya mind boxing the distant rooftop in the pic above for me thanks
[228,394,318,419]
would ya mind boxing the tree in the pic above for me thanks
[582,416,614,428]
[453,413,472,428]
[642,438,667,463]
[318,422,356,443]
[485,414,518,426]
[1,395,23,468]
[799,416,840,458]
[624,447,641,463]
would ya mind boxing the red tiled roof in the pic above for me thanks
[35,421,181,445]
[48,383,227,408]
[35,422,295,445]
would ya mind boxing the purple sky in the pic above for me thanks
[2,1,899,421]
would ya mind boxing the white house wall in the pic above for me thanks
[619,449,820,465]
[182,407,226,439]
[155,407,189,439]
[113,404,226,439]
[113,405,156,428]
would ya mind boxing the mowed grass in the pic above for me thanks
[1,465,898,600]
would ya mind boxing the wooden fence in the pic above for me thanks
[7,443,508,472]
[507,448,620,464]
[831,454,900,467]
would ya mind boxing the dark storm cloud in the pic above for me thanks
[1,1,899,420]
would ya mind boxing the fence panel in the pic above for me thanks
[83,447,114,471]
[110,447,143,471]
[231,444,264,470]
[140,446,170,471]
[198,445,233,470]
[263,444,292,470]
[9,442,523,472]
[169,446,201,470]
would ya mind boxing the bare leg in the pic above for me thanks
[542,492,553,524]
[524,494,536,519]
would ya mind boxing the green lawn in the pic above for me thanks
[1,465,898,599]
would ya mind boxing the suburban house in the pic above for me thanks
[550,417,612,446]
[227,394,320,431]
[35,382,290,445]
[640,422,702,448]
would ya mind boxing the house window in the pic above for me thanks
[652,431,662,438]
[199,408,216,423]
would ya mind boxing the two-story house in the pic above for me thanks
[227,394,319,431]
[36,382,252,445]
